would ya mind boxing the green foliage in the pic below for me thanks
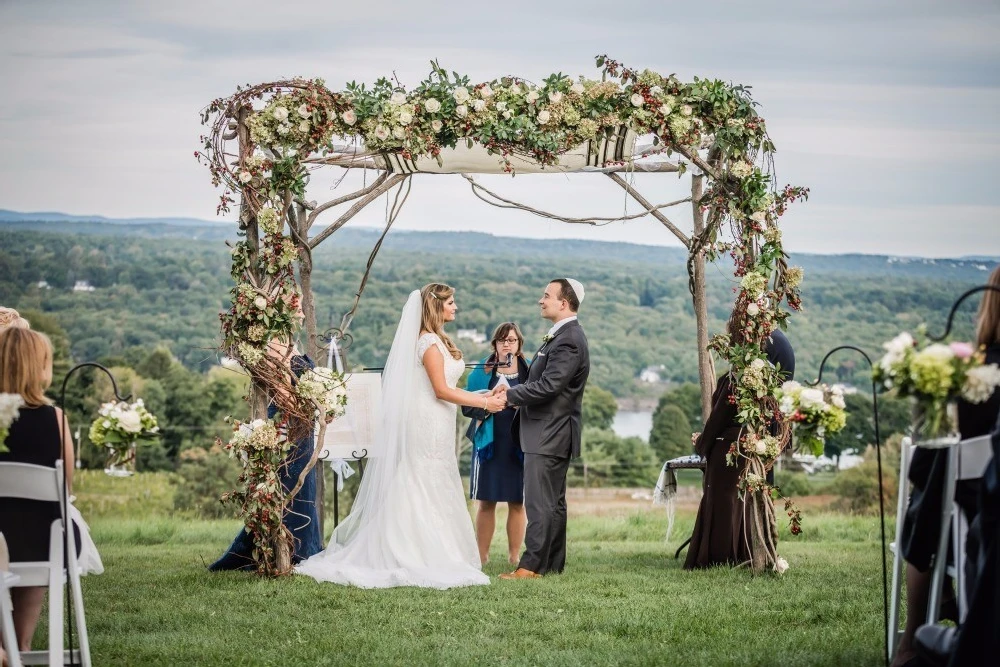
[174,447,241,519]
[649,404,692,462]
[660,382,703,427]
[577,427,659,487]
[774,471,812,497]
[828,435,902,514]
[581,385,617,430]
[824,392,911,458]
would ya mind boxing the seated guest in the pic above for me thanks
[0,328,78,655]
[463,322,530,565]
[894,265,1000,666]
[684,318,793,570]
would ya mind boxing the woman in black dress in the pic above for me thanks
[463,322,529,565]
[0,327,75,654]
[684,327,794,569]
[893,265,1000,666]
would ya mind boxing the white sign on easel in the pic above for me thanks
[321,372,382,460]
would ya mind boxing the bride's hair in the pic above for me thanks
[420,283,463,360]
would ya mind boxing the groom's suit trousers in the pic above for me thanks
[520,452,571,575]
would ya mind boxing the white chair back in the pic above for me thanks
[956,434,992,480]
[0,461,90,667]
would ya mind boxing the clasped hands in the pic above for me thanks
[484,384,508,413]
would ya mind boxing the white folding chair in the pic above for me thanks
[1,535,23,667]
[0,462,91,667]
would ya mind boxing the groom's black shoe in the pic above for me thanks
[499,568,541,580]
[913,624,957,667]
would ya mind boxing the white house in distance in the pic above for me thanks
[72,280,96,292]
[35,280,50,289]
[457,328,487,344]
[639,364,666,383]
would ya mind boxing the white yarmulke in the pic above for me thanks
[566,278,585,305]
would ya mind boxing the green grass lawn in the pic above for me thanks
[60,472,889,666]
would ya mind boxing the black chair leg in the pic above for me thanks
[675,536,692,560]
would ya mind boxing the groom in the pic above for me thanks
[497,278,590,579]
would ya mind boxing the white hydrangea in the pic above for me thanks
[962,364,1000,403]
[798,388,826,410]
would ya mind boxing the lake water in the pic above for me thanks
[612,411,653,442]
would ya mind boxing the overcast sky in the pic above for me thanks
[1,0,998,257]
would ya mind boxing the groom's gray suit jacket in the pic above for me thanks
[506,319,590,459]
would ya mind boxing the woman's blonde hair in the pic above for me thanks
[977,264,1000,348]
[0,307,30,331]
[420,283,462,360]
[0,327,54,407]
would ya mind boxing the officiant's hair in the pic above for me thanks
[0,327,53,408]
[977,264,1000,348]
[551,279,580,312]
[420,283,463,360]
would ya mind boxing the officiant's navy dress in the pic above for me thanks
[209,354,323,571]
[463,355,529,503]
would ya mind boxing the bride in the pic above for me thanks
[296,283,505,589]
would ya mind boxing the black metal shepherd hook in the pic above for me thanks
[926,284,1000,342]
[57,362,131,667]
[807,345,888,667]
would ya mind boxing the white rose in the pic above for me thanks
[755,440,767,455]
[650,85,663,95]
[774,557,789,574]
[536,109,551,124]
[297,104,310,117]
[455,104,468,118]
[272,106,289,122]
[341,109,357,126]
[799,388,826,409]
[238,170,252,184]
[118,410,142,434]
[918,343,954,362]
[570,82,585,94]
[526,90,540,104]
[781,380,802,395]
[253,296,267,309]
[392,126,406,139]
[681,104,693,116]
[453,87,470,103]
[374,125,390,141]
[746,302,760,317]
[480,84,494,98]
[298,120,310,133]
[424,98,441,113]
[389,91,407,106]
[751,358,765,371]
[431,119,443,132]
[659,104,672,115]
[630,93,644,107]
[473,99,486,112]
[503,110,513,120]
[548,91,563,104]
[832,394,846,409]
[750,211,766,224]
[398,111,413,125]
[509,83,521,95]
[495,101,507,111]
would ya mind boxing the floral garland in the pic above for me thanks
[198,56,808,574]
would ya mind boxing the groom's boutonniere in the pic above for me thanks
[542,334,554,343]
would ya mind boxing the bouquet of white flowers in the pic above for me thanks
[873,332,1000,439]
[89,399,160,476]
[0,393,25,454]
[774,381,850,456]
[296,367,348,420]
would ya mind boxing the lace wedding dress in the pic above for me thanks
[296,292,489,589]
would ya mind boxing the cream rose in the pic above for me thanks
[341,109,357,126]
[253,296,267,309]
[659,104,672,115]
[455,104,468,118]
[548,91,563,103]
[526,90,540,104]
[374,125,390,141]
[480,84,494,98]
[392,126,406,140]
[472,99,486,112]
[453,87,470,103]
[746,302,760,316]
[630,93,644,107]
[389,91,407,106]
[431,119,443,132]
[297,104,310,117]
[118,410,143,434]
[536,109,551,124]
[398,111,413,125]
[238,170,252,184]
[424,98,441,113]
[298,120,309,133]
[272,106,289,122]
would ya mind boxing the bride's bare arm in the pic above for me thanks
[422,345,505,412]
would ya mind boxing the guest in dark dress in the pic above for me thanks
[209,340,323,571]
[684,326,795,570]
[894,265,1000,666]
[462,322,529,565]
[0,327,76,653]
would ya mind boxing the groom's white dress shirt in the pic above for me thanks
[546,315,577,338]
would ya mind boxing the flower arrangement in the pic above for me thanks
[873,332,1000,439]
[296,367,348,421]
[219,417,291,574]
[0,393,25,454]
[775,381,850,456]
[89,399,159,476]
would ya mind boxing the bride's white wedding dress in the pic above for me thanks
[296,292,489,589]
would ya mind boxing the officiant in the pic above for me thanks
[463,322,530,566]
